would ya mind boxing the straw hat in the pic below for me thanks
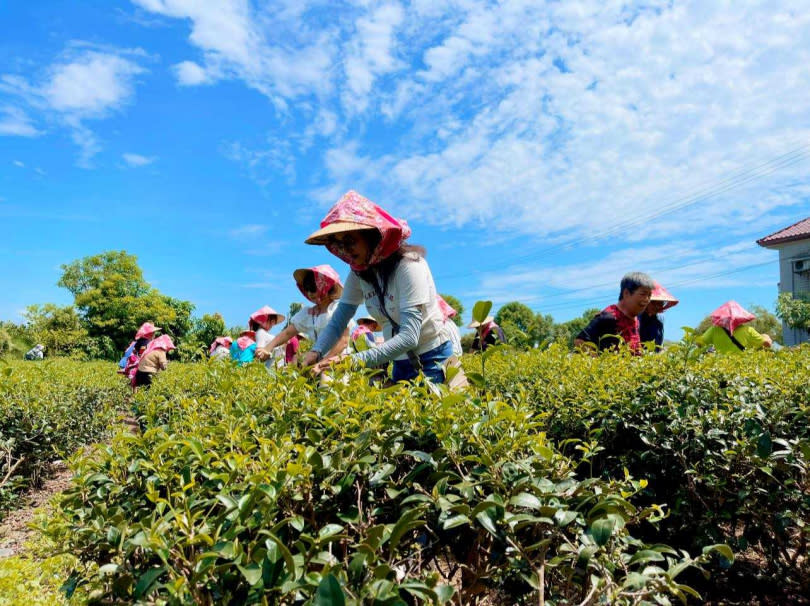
[239,329,256,340]
[304,222,376,246]
[649,282,679,311]
[468,316,495,329]
[250,306,285,327]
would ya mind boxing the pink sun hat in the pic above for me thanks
[710,300,756,333]
[249,305,285,327]
[135,322,161,339]
[650,282,679,311]
[209,336,233,355]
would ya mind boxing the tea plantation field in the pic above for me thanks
[0,344,808,604]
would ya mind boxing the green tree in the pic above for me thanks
[495,302,536,348]
[532,313,556,346]
[438,294,464,327]
[57,250,195,354]
[556,308,601,348]
[776,292,810,335]
[191,313,227,349]
[749,305,783,344]
[22,304,88,357]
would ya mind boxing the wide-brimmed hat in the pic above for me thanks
[135,322,161,339]
[293,265,344,302]
[710,301,755,333]
[356,316,381,331]
[305,191,411,271]
[209,336,233,355]
[650,282,679,311]
[468,316,495,329]
[250,306,285,327]
[304,222,376,246]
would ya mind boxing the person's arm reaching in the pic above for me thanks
[352,307,421,367]
[255,324,298,361]
[302,301,358,365]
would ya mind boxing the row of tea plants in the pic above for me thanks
[476,341,810,595]
[41,360,733,604]
[0,360,126,515]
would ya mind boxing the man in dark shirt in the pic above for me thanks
[574,272,654,353]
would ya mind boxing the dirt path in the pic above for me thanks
[0,461,73,557]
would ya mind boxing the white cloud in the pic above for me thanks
[173,60,211,86]
[123,152,157,167]
[0,106,41,136]
[132,0,335,102]
[0,47,145,165]
[342,2,405,113]
[43,52,144,117]
[308,0,810,249]
[472,237,775,310]
[12,160,24,168]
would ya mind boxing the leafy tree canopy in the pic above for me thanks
[57,250,195,352]
[23,303,88,356]
[776,292,810,334]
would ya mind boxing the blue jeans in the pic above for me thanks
[392,340,453,384]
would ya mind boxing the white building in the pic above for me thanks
[757,217,810,346]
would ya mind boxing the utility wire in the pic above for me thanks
[434,140,810,281]
[524,259,776,315]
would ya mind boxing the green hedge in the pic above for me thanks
[0,360,126,516]
[475,343,810,588]
[42,362,721,604]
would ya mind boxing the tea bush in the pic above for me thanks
[43,362,722,604]
[0,360,126,515]
[476,343,810,588]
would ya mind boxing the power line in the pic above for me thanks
[434,140,810,281]
[524,259,777,315]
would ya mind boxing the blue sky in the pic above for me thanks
[1,0,809,339]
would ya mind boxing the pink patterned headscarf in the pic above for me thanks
[135,322,160,339]
[321,191,412,270]
[437,295,458,321]
[236,331,256,350]
[209,336,233,355]
[710,301,756,333]
[142,335,175,358]
[295,265,343,305]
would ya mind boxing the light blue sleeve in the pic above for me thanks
[312,301,358,356]
[353,306,421,367]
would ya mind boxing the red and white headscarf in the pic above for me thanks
[321,191,411,271]
[295,265,343,305]
[710,301,756,333]
[141,335,176,358]
[209,336,233,355]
